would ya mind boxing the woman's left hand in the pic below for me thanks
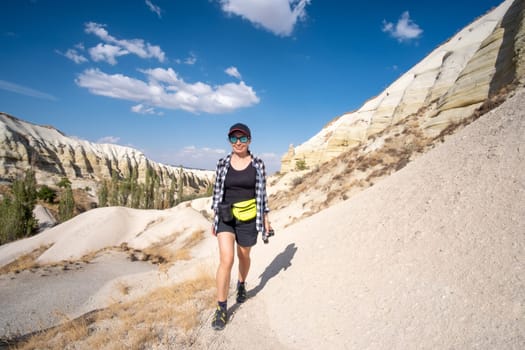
[264,217,272,233]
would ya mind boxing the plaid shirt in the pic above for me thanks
[211,151,270,237]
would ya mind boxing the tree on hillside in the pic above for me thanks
[37,185,57,203]
[295,159,307,171]
[119,180,131,207]
[0,169,38,244]
[123,168,139,208]
[58,178,75,222]
[153,174,162,209]
[127,167,139,208]
[167,176,177,208]
[57,177,72,189]
[98,180,108,207]
[0,198,18,245]
[205,183,213,197]
[92,167,210,211]
[176,167,184,205]
[109,170,119,206]
[143,167,156,209]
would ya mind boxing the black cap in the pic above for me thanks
[228,123,251,138]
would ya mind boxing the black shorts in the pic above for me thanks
[217,218,258,247]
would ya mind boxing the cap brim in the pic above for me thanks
[228,128,249,136]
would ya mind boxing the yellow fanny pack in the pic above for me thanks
[232,198,257,221]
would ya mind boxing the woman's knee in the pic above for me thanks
[219,253,234,269]
[237,246,251,261]
[217,232,235,268]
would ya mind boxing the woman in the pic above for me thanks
[210,122,272,331]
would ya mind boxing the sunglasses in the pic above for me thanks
[229,135,250,144]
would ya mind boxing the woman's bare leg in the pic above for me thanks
[237,245,252,283]
[216,232,235,302]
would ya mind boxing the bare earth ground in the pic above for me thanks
[192,88,525,349]
[0,87,523,349]
[0,251,155,338]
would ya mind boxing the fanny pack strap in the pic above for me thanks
[233,198,256,208]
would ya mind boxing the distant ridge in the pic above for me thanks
[0,112,213,200]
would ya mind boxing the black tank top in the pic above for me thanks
[223,163,256,204]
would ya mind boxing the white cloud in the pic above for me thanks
[0,79,57,101]
[145,0,162,18]
[58,43,88,64]
[181,146,226,156]
[97,136,121,144]
[176,52,197,65]
[76,67,260,114]
[178,146,227,169]
[258,152,281,174]
[59,48,88,64]
[184,52,197,65]
[382,11,423,42]
[84,22,165,63]
[220,0,310,37]
[155,146,227,169]
[89,43,128,65]
[225,66,242,79]
[131,103,163,115]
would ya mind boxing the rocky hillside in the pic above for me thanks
[272,0,524,227]
[0,113,213,200]
[282,0,524,172]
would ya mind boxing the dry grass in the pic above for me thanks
[116,281,131,296]
[142,231,182,259]
[126,228,207,274]
[2,227,207,277]
[173,229,205,261]
[15,266,216,349]
[272,91,488,222]
[0,245,51,275]
[199,209,213,222]
[14,314,89,350]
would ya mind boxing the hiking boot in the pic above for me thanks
[211,306,227,330]
[236,283,247,303]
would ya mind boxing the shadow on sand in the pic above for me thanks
[228,243,298,316]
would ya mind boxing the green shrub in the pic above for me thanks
[57,177,72,188]
[291,176,304,187]
[0,170,38,245]
[58,179,75,222]
[98,181,108,207]
[295,159,307,171]
[37,185,57,203]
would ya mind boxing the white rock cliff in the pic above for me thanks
[281,0,524,173]
[0,113,213,197]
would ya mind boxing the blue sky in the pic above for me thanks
[0,0,503,174]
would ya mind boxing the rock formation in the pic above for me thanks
[0,113,213,199]
[281,0,524,173]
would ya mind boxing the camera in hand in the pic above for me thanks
[263,229,275,244]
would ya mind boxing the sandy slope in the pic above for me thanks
[193,87,525,349]
[0,203,218,340]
